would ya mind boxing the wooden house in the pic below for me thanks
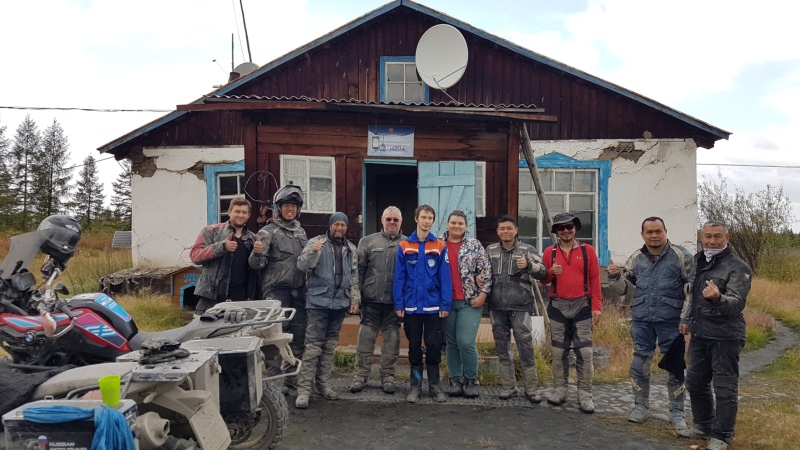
[99,0,728,269]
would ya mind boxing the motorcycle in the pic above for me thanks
[0,216,299,449]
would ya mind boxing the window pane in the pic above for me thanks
[219,175,238,196]
[518,212,538,243]
[310,160,331,177]
[219,198,231,215]
[220,213,230,223]
[237,175,245,194]
[310,177,333,192]
[554,172,573,191]
[574,172,596,192]
[519,193,539,212]
[284,158,306,178]
[540,171,553,190]
[309,191,333,212]
[545,194,564,212]
[405,82,424,101]
[570,194,595,211]
[386,84,404,101]
[575,212,594,242]
[404,64,419,81]
[387,64,404,82]
[518,172,533,192]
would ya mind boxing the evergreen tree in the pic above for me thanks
[0,116,14,230]
[72,155,105,229]
[10,115,40,229]
[32,119,73,220]
[110,159,132,229]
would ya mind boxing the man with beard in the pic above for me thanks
[190,197,260,314]
[540,212,602,413]
[607,217,695,429]
[294,212,360,409]
[249,184,308,393]
[350,206,406,395]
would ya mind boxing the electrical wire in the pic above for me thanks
[697,163,800,169]
[0,106,171,113]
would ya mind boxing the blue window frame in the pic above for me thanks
[519,153,611,265]
[204,160,245,225]
[380,56,428,104]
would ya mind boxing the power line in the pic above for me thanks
[698,163,800,169]
[0,106,171,113]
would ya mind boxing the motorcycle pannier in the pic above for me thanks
[3,399,137,450]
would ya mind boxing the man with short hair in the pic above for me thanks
[249,184,308,392]
[677,221,751,450]
[485,215,547,403]
[190,197,260,314]
[607,217,695,429]
[393,205,452,403]
[294,212,360,409]
[540,212,602,413]
[350,206,406,394]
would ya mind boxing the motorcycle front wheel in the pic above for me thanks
[225,380,289,449]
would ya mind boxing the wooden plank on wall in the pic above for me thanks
[507,123,520,217]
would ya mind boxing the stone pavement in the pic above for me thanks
[321,321,799,422]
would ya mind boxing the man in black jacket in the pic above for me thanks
[678,221,752,450]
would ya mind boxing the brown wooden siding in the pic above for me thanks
[251,111,510,241]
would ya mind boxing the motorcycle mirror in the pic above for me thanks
[54,282,69,295]
[42,312,57,338]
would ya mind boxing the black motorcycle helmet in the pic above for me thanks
[550,212,582,233]
[38,215,82,266]
[273,184,304,219]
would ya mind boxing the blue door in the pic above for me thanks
[418,161,477,237]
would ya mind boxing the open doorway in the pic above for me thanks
[363,161,418,237]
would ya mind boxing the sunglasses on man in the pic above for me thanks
[554,223,575,232]
[384,217,401,222]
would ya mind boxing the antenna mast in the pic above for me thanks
[240,0,253,62]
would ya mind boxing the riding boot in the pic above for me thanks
[406,366,423,403]
[521,365,541,403]
[668,379,687,430]
[498,362,519,400]
[628,376,650,423]
[427,365,447,403]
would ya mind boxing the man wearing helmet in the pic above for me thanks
[540,212,603,413]
[190,197,260,314]
[249,184,309,393]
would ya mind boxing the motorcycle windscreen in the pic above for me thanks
[0,231,46,278]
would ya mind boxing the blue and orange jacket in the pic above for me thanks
[393,231,452,314]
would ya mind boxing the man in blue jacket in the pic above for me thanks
[607,217,695,429]
[393,204,452,403]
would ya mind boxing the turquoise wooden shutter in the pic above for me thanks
[418,161,477,237]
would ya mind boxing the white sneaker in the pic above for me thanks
[295,394,309,409]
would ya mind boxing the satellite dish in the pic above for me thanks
[415,24,468,89]
[233,62,259,77]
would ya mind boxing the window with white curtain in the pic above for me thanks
[280,155,335,213]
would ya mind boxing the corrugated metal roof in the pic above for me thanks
[203,94,542,110]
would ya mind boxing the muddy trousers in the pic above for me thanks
[686,337,744,444]
[354,303,401,380]
[296,308,347,396]
[548,297,594,394]
[490,310,538,391]
[443,300,483,379]
[265,287,308,387]
[629,319,685,412]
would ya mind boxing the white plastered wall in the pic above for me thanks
[131,146,244,268]
[532,139,698,264]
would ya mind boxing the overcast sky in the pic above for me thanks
[1,0,797,228]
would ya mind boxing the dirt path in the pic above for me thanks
[278,322,799,449]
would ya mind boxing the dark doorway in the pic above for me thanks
[363,162,417,237]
